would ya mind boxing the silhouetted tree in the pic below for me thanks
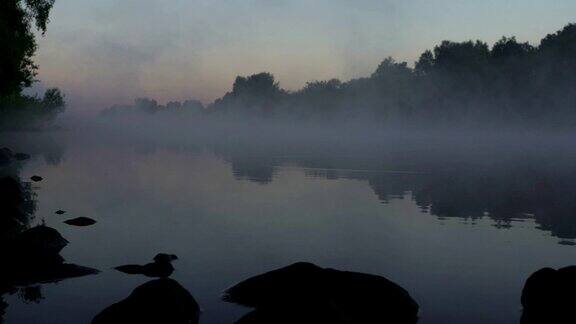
[0,0,65,128]
[41,88,65,118]
[0,0,55,96]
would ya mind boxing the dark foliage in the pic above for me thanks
[0,0,65,129]
[0,0,53,95]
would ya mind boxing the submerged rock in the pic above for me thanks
[115,254,178,278]
[30,175,43,182]
[92,278,200,324]
[224,262,419,324]
[14,153,30,161]
[55,210,66,215]
[64,217,96,227]
[521,266,576,323]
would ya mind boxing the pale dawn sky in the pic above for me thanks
[31,0,576,110]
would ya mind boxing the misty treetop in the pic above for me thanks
[100,98,204,117]
[103,23,576,128]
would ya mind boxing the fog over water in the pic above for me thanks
[2,118,576,323]
[5,1,576,322]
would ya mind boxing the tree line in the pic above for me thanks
[107,23,576,128]
[212,23,576,127]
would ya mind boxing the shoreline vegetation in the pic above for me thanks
[101,23,576,129]
[0,0,65,130]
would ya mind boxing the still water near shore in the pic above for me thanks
[2,126,576,323]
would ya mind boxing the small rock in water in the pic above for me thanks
[14,153,30,161]
[55,210,66,215]
[64,217,96,227]
[558,240,576,246]
[114,254,179,278]
[30,175,43,182]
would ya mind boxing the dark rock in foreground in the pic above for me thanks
[10,226,68,263]
[1,226,98,287]
[521,266,576,324]
[115,254,178,278]
[30,175,43,182]
[92,278,200,324]
[64,217,96,227]
[224,262,419,324]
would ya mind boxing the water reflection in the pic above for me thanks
[4,129,576,323]
[208,137,576,243]
[6,131,576,242]
[37,128,576,243]
[231,158,275,185]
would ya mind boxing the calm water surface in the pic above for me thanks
[2,128,576,323]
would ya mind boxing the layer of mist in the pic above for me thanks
[98,23,576,130]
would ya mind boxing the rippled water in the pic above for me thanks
[2,127,576,323]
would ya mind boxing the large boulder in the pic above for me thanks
[1,225,98,290]
[521,266,576,323]
[92,278,200,324]
[224,262,419,324]
[10,226,69,263]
